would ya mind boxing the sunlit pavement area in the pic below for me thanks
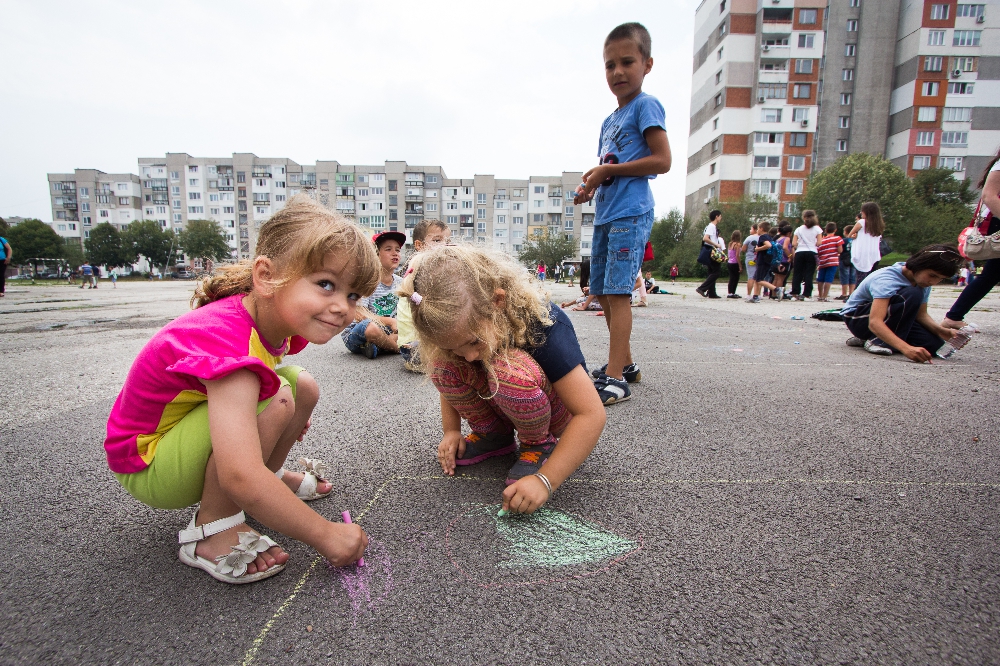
[1,278,999,664]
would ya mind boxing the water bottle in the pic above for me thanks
[936,325,977,359]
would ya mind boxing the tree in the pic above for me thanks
[800,153,919,246]
[85,223,135,270]
[648,208,687,273]
[123,219,177,275]
[898,167,978,253]
[5,219,63,276]
[178,219,233,267]
[517,230,580,271]
[0,217,8,234]
[61,239,86,273]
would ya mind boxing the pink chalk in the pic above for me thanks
[342,510,366,567]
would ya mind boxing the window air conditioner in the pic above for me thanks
[758,96,766,103]
[704,197,711,204]
[977,14,985,23]
[762,45,770,51]
[952,69,962,78]
[800,119,809,127]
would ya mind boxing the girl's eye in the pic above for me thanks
[317,280,334,291]
[348,292,361,302]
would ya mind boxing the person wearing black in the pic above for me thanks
[696,209,725,299]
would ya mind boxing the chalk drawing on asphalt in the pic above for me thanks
[329,537,394,627]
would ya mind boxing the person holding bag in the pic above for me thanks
[696,209,725,299]
[943,146,1000,329]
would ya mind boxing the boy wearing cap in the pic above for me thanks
[341,231,406,359]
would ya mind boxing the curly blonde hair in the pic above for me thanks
[398,245,551,373]
[191,194,380,308]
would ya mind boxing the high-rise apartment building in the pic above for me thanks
[46,170,143,248]
[686,0,999,222]
[54,155,595,266]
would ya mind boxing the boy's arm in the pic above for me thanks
[915,303,956,342]
[867,299,932,362]
[575,128,671,203]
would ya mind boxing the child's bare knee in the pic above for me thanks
[295,371,319,410]
[264,385,296,423]
[364,322,381,340]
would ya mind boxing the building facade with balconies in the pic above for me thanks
[47,169,143,251]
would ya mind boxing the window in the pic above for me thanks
[494,228,508,238]
[513,216,525,225]
[462,200,473,209]
[717,47,723,61]
[189,192,201,200]
[79,187,89,197]
[173,214,182,223]
[941,131,969,147]
[156,205,167,214]
[913,156,932,170]
[477,222,487,232]
[426,203,437,212]
[843,68,854,81]
[720,0,726,10]
[795,59,814,74]
[793,83,812,98]
[477,193,487,204]
[754,132,783,144]
[956,56,975,72]
[916,131,935,146]
[798,34,815,48]
[789,132,808,147]
[371,187,384,195]
[944,106,972,121]
[931,3,949,19]
[761,108,782,122]
[715,71,722,85]
[81,202,90,212]
[172,200,181,209]
[477,208,486,219]
[846,19,858,31]
[388,180,397,191]
[427,175,438,184]
[837,140,848,151]
[533,214,544,222]
[839,116,851,128]
[792,108,809,122]
[957,4,985,18]
[170,171,180,180]
[938,156,965,171]
[922,81,940,96]
[841,93,852,105]
[534,200,544,208]
[786,180,804,195]
[752,180,778,195]
[188,165,198,173]
[851,0,860,7]
[925,56,943,72]
[714,92,723,108]
[753,156,780,168]
[188,206,204,214]
[712,138,721,152]
[223,206,235,214]
[917,107,938,122]
[565,206,574,215]
[845,44,856,57]
[718,22,726,37]
[954,30,981,46]
[117,182,129,192]
[171,186,180,195]
[188,178,199,186]
[799,9,817,23]
[710,163,717,175]
[81,218,90,226]
[209,193,219,202]
[210,208,220,215]
[713,118,719,130]
[788,155,806,170]
[496,215,507,224]
[533,186,544,194]
[928,30,946,46]
[758,84,786,99]
[948,82,974,94]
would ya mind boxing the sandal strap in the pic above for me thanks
[295,472,318,499]
[178,510,246,544]
[274,468,286,480]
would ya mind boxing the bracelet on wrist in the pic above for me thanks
[533,472,553,500]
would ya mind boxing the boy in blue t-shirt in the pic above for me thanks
[574,22,671,406]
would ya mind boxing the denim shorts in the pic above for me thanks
[590,209,655,296]
[343,318,391,354]
[816,265,839,283]
[839,265,856,285]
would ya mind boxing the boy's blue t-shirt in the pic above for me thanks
[842,262,930,314]
[595,92,666,225]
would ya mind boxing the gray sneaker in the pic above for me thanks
[505,442,556,485]
[455,431,517,466]
[845,336,865,347]
[590,363,641,383]
[864,338,893,355]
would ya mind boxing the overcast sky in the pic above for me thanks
[1,0,696,221]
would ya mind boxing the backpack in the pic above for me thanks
[769,236,786,264]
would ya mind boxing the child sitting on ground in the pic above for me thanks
[104,195,375,584]
[397,219,451,370]
[400,245,606,514]
[841,244,963,362]
[341,231,406,359]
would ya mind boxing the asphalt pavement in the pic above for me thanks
[1,277,998,665]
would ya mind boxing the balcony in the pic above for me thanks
[251,169,271,178]
[252,196,271,205]
[152,196,169,205]
[300,177,317,187]
[761,20,792,34]
[761,43,790,55]
[63,200,77,209]
[149,185,168,192]
[405,195,422,202]
[404,180,424,187]
[758,69,789,84]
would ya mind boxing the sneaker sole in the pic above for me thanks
[601,393,632,406]
[455,443,517,466]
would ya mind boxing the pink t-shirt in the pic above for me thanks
[104,294,307,474]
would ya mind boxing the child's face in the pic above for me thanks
[604,38,652,105]
[271,252,361,344]
[435,323,497,363]
[912,269,951,288]
[377,240,402,271]
[414,227,450,252]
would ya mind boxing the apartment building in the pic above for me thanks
[46,170,143,248]
[686,0,1000,222]
[129,154,595,262]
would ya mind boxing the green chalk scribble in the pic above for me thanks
[478,505,636,569]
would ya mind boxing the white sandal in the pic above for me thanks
[276,457,332,501]
[178,509,285,584]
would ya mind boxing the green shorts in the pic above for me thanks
[115,365,304,510]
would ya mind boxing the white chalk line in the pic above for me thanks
[241,472,998,663]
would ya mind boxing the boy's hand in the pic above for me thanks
[903,345,933,363]
[317,521,369,567]
[438,431,464,475]
[501,475,550,514]
[574,167,607,204]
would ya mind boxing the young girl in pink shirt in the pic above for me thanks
[105,195,378,583]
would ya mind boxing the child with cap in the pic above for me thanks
[341,230,406,359]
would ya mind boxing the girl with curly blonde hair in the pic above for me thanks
[105,194,378,584]
[399,245,606,514]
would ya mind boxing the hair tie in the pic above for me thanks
[410,292,422,305]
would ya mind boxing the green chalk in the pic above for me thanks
[497,508,509,517]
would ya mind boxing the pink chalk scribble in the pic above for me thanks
[329,538,394,626]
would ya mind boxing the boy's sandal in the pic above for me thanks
[275,457,332,501]
[177,509,285,584]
